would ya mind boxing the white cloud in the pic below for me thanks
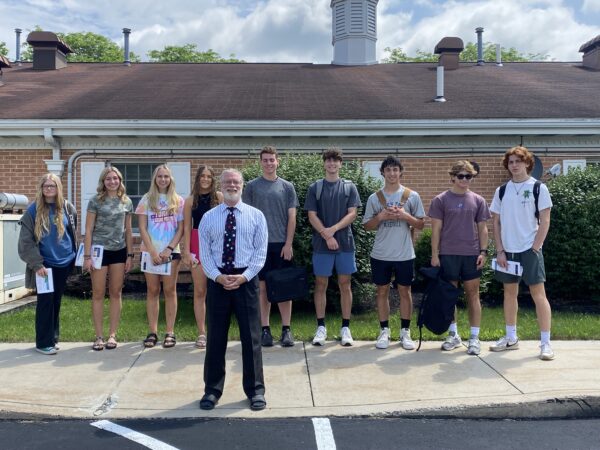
[0,0,596,63]
[582,0,600,12]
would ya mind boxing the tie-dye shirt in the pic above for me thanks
[135,193,184,253]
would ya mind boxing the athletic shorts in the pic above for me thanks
[312,252,357,277]
[101,247,127,266]
[370,257,414,287]
[439,255,481,282]
[258,242,293,281]
[494,248,546,286]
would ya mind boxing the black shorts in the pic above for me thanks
[439,255,481,282]
[258,242,292,281]
[101,247,127,266]
[371,257,414,287]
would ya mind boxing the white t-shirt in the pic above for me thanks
[490,177,552,253]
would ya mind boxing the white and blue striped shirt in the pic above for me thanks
[199,201,268,282]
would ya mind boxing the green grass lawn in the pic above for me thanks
[1,296,599,343]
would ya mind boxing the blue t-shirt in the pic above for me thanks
[28,203,75,267]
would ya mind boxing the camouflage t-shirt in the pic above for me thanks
[87,195,133,251]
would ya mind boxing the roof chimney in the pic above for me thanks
[579,35,600,70]
[434,37,464,70]
[331,0,379,66]
[15,28,22,66]
[26,31,73,70]
[122,28,131,66]
[476,27,484,65]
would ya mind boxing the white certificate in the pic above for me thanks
[492,258,523,276]
[36,268,54,294]
[75,243,104,269]
[141,251,172,275]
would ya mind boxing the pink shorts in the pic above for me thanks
[190,229,200,260]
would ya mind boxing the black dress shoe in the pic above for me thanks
[199,394,218,410]
[249,394,266,411]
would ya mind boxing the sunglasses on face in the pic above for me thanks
[455,174,473,180]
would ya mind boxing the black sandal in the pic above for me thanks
[163,333,176,348]
[143,332,158,348]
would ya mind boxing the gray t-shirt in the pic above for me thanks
[87,195,133,251]
[242,176,299,243]
[362,187,426,261]
[304,179,362,253]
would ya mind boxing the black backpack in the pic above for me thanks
[416,266,463,351]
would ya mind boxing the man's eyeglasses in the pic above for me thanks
[455,174,473,180]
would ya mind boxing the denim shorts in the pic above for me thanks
[312,252,357,277]
[494,248,546,286]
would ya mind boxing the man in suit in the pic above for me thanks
[199,168,269,411]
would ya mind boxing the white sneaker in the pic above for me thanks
[489,336,519,352]
[340,327,354,346]
[312,326,327,346]
[441,333,462,351]
[35,346,57,355]
[539,342,555,360]
[399,328,415,350]
[375,327,390,349]
[467,336,481,355]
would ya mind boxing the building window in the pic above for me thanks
[113,162,162,232]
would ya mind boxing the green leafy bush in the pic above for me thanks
[544,166,600,301]
[241,153,382,310]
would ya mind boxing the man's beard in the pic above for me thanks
[223,190,241,203]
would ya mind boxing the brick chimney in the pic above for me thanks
[26,31,73,70]
[331,0,379,66]
[579,35,600,70]
[434,37,464,70]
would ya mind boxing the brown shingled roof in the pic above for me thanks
[0,62,599,120]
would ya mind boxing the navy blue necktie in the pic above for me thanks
[222,207,236,273]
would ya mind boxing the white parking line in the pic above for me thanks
[91,420,180,450]
[312,417,336,450]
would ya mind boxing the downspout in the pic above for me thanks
[43,127,65,176]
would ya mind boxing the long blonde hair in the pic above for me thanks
[146,164,181,214]
[96,166,129,203]
[34,173,66,242]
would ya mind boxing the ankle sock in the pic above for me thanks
[262,326,271,333]
[380,320,389,329]
[448,322,458,334]
[506,325,517,341]
[470,327,480,338]
[400,319,411,329]
[540,331,551,345]
[342,318,350,328]
[317,318,326,327]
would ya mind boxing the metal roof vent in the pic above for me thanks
[434,37,464,70]
[26,31,73,70]
[331,0,379,66]
[579,35,600,70]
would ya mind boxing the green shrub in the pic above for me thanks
[544,165,600,301]
[241,153,382,310]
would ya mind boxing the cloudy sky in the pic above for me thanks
[1,0,599,63]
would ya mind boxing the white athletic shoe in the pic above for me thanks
[312,326,327,346]
[399,328,415,350]
[375,327,390,349]
[489,336,519,352]
[441,333,462,351]
[340,327,354,346]
[467,336,481,355]
[539,342,555,360]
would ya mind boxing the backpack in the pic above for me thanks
[315,178,353,201]
[416,266,462,351]
[499,180,541,224]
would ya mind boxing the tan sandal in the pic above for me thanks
[92,336,105,351]
[105,335,118,350]
[195,335,207,349]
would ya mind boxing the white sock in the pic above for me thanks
[448,322,458,334]
[506,325,517,340]
[470,327,480,338]
[540,331,551,345]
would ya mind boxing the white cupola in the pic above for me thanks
[331,0,379,66]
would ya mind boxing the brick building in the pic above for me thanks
[1,1,600,241]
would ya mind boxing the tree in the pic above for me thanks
[20,28,140,62]
[0,41,8,57]
[147,44,242,63]
[383,42,547,63]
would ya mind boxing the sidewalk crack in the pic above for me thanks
[302,342,316,407]
[478,357,525,394]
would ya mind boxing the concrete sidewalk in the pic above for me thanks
[1,340,599,420]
